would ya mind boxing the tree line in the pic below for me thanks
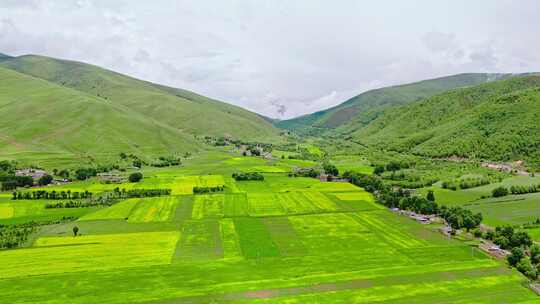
[343,171,483,231]
[193,186,225,194]
[12,190,93,200]
[232,172,264,181]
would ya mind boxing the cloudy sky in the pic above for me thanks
[1,1,539,118]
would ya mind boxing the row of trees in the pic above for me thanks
[123,188,171,197]
[483,226,539,280]
[441,177,490,190]
[0,175,33,191]
[232,172,264,181]
[509,184,540,195]
[344,171,483,231]
[0,222,38,249]
[45,200,110,209]
[373,161,411,175]
[193,185,225,194]
[491,184,540,198]
[12,190,93,200]
[289,168,320,178]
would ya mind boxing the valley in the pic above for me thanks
[1,53,540,303]
[1,148,538,303]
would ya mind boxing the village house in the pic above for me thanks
[98,172,124,184]
[15,168,47,181]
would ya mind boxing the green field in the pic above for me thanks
[418,176,540,227]
[0,152,536,303]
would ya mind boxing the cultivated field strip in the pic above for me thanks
[174,220,223,261]
[0,232,179,279]
[128,197,177,223]
[79,198,140,221]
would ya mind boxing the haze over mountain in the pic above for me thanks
[3,1,540,118]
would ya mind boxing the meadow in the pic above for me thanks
[0,151,536,303]
[418,176,540,228]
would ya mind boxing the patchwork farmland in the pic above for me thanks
[0,152,537,303]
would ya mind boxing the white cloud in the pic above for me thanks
[1,0,539,118]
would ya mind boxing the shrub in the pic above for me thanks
[38,174,53,186]
[129,172,143,183]
[232,172,264,181]
[492,186,509,197]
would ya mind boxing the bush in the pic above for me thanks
[193,186,224,194]
[38,174,53,186]
[129,172,143,183]
[232,172,264,181]
[492,186,509,197]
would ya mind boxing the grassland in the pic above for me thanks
[0,151,536,303]
[417,176,540,227]
[0,55,279,167]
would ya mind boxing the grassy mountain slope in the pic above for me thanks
[353,76,540,169]
[277,73,514,134]
[0,66,201,162]
[0,55,278,140]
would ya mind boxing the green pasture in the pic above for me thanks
[0,153,536,303]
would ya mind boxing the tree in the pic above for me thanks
[509,231,532,248]
[507,247,525,267]
[373,165,385,175]
[531,244,540,265]
[426,190,435,202]
[492,186,509,197]
[38,174,53,186]
[385,161,401,172]
[129,172,143,183]
[516,257,537,279]
[72,226,79,237]
[323,162,339,176]
[58,169,70,179]
[132,159,142,168]
[119,152,127,159]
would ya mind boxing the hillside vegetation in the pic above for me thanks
[277,73,515,134]
[353,76,540,169]
[0,55,279,165]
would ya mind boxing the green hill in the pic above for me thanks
[0,55,277,140]
[0,55,279,166]
[277,73,515,134]
[352,75,540,169]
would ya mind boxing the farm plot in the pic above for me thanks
[127,197,178,223]
[0,231,179,279]
[0,200,101,224]
[0,204,14,219]
[234,217,280,259]
[169,175,225,195]
[220,218,243,259]
[330,191,383,211]
[263,217,306,256]
[289,213,394,255]
[173,220,223,261]
[79,198,139,221]
[191,193,249,219]
[310,181,362,192]
[464,192,540,226]
[192,194,224,219]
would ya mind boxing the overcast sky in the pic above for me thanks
[1,1,539,118]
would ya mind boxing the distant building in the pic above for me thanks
[15,168,47,181]
[98,172,123,183]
